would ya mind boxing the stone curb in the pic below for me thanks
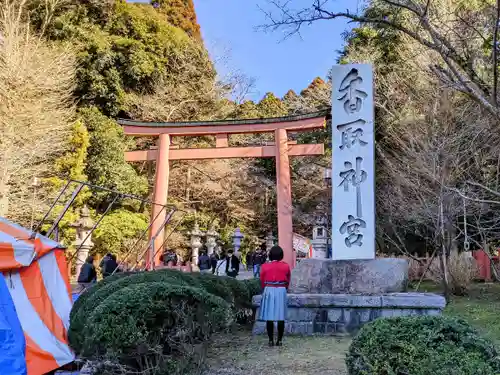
[252,293,446,309]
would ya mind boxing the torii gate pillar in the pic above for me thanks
[150,133,170,266]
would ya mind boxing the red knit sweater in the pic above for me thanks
[260,261,291,289]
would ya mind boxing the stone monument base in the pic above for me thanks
[252,292,446,335]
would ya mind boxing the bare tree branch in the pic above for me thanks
[259,0,500,117]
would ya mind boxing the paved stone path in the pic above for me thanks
[236,270,255,280]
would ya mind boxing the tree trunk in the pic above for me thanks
[439,200,451,301]
[0,181,9,217]
[439,246,451,301]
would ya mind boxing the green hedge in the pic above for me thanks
[70,271,134,326]
[81,282,231,373]
[70,270,261,353]
[69,270,198,352]
[346,315,500,375]
[241,278,261,298]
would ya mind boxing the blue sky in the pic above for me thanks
[128,0,354,101]
[193,0,353,101]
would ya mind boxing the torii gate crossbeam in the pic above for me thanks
[118,110,327,268]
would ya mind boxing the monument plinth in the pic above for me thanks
[289,258,408,294]
[252,64,446,336]
[252,258,446,335]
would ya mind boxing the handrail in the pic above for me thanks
[32,179,184,279]
[30,180,72,238]
[46,183,84,237]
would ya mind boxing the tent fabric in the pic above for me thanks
[0,273,27,375]
[0,216,62,271]
[0,217,74,375]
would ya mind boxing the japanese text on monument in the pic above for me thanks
[331,65,375,260]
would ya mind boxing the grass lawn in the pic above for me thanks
[203,282,500,374]
[418,282,500,346]
[203,331,350,375]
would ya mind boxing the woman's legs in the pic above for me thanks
[276,321,285,345]
[266,321,274,345]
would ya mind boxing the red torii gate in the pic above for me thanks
[118,111,327,268]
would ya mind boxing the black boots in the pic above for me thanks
[266,321,274,346]
[266,321,285,346]
[276,320,285,346]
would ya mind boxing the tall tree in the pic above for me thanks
[156,0,202,40]
[0,0,76,222]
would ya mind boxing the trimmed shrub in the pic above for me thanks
[189,273,234,303]
[346,315,500,375]
[69,269,201,351]
[241,278,261,300]
[70,271,134,323]
[81,282,231,374]
[70,269,262,353]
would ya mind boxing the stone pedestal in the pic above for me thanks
[252,258,446,336]
[252,292,446,335]
[289,258,409,294]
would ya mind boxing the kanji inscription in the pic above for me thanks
[331,64,375,260]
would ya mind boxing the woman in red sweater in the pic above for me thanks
[258,246,291,346]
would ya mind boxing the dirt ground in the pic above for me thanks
[202,330,350,375]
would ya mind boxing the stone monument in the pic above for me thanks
[252,64,446,335]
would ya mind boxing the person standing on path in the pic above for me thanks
[225,249,240,278]
[77,256,97,290]
[198,251,212,273]
[210,252,218,274]
[100,253,120,278]
[215,252,227,276]
[245,250,254,271]
[258,246,290,347]
[252,244,267,278]
[163,249,178,267]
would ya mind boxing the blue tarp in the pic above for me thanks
[0,273,27,375]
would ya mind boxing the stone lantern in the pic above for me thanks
[232,227,243,256]
[265,231,275,252]
[205,224,219,256]
[71,205,94,277]
[188,222,204,270]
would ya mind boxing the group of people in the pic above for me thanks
[157,247,241,278]
[198,248,240,277]
[77,253,121,286]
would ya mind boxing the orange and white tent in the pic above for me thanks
[0,216,75,375]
